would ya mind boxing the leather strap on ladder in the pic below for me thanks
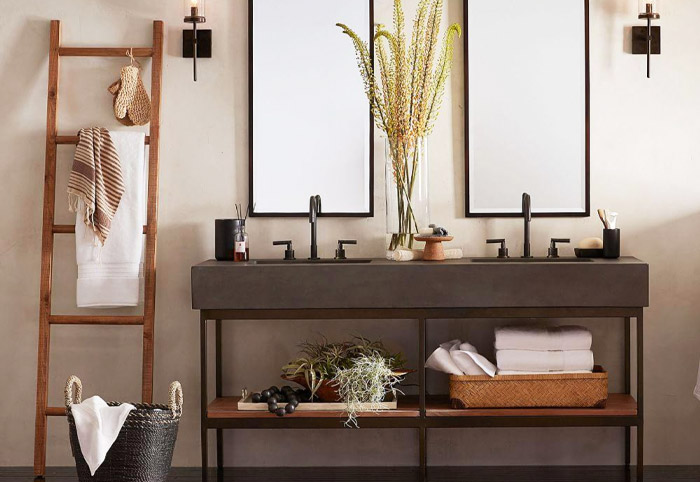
[33,20,164,477]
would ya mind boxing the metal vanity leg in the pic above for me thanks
[200,314,209,482]
[624,317,631,467]
[216,320,224,477]
[418,318,427,477]
[637,313,644,481]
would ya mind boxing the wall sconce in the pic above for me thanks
[183,0,212,82]
[632,0,660,78]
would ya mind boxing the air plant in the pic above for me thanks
[338,0,461,250]
[281,336,405,400]
[333,354,404,428]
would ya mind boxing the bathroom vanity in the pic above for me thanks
[192,257,648,480]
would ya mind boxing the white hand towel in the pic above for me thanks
[446,341,496,376]
[497,370,593,375]
[388,247,463,262]
[496,349,594,372]
[76,131,146,307]
[452,350,497,377]
[71,396,135,475]
[695,360,700,401]
[425,342,463,376]
[495,325,592,351]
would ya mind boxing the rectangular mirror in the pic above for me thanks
[249,0,373,217]
[465,0,589,217]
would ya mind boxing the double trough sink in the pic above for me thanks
[251,257,591,265]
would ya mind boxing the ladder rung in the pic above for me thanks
[50,315,145,326]
[53,225,148,234]
[46,407,66,417]
[59,47,153,57]
[56,135,151,145]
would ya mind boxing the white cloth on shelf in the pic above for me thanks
[76,131,146,307]
[695,360,700,401]
[71,396,135,475]
[425,339,496,377]
[388,247,463,262]
[425,341,462,376]
[496,349,594,372]
[452,349,497,377]
[497,370,593,375]
[495,325,592,351]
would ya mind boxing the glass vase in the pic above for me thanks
[385,136,430,251]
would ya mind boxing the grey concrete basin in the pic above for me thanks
[254,259,373,265]
[471,257,593,263]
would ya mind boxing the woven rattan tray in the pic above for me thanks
[449,365,608,409]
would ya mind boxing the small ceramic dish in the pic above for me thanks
[574,248,604,258]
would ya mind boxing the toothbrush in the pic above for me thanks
[597,209,608,229]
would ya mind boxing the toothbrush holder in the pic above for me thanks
[603,229,620,259]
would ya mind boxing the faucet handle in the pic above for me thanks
[548,238,570,258]
[335,240,357,260]
[486,239,509,258]
[273,240,296,260]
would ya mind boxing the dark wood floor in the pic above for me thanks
[6,466,700,482]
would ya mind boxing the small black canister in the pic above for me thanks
[215,219,242,261]
[603,228,621,259]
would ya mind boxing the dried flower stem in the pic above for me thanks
[338,0,461,248]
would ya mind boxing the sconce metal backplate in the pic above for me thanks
[632,26,661,55]
[183,29,212,58]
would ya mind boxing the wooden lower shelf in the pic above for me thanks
[208,397,420,419]
[426,394,637,418]
[207,394,636,421]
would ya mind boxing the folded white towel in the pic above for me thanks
[425,342,463,376]
[71,396,135,475]
[452,350,497,376]
[76,131,146,307]
[497,370,593,375]
[496,349,594,372]
[387,247,463,262]
[426,339,496,377]
[495,325,592,351]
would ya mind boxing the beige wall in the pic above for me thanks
[1,0,700,468]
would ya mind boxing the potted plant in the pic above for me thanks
[281,336,407,427]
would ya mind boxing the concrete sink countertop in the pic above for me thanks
[191,257,649,311]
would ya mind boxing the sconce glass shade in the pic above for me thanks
[184,0,206,21]
[638,0,660,18]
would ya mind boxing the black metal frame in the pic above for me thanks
[464,0,591,218]
[248,0,375,218]
[198,306,644,482]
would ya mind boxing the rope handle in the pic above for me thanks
[64,375,83,408]
[168,381,183,417]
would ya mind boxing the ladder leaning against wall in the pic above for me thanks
[33,19,164,477]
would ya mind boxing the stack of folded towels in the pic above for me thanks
[495,325,594,374]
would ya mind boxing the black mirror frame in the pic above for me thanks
[464,0,591,218]
[248,0,375,218]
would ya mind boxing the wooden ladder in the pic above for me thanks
[33,20,164,477]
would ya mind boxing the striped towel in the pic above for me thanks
[67,128,124,245]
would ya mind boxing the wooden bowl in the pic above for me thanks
[414,235,454,261]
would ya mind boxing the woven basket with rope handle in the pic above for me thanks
[65,376,182,482]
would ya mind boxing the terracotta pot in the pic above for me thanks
[282,376,340,402]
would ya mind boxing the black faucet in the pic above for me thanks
[522,192,532,258]
[309,195,322,260]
